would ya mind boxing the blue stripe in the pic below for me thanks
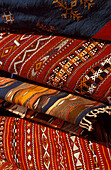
[0,81,23,99]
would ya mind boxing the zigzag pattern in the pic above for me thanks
[13,36,53,74]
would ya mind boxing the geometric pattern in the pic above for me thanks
[41,126,50,169]
[1,46,13,58]
[12,118,20,168]
[70,136,83,169]
[0,33,110,105]
[53,0,95,21]
[2,11,15,24]
[0,0,110,41]
[88,141,99,169]
[0,115,110,170]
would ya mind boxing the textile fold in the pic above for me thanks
[0,76,110,143]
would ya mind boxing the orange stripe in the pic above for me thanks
[6,117,13,164]
[26,88,57,109]
[102,145,110,170]
[38,125,44,168]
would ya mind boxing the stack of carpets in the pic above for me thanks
[0,0,110,169]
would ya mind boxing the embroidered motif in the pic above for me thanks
[84,0,95,10]
[89,141,100,169]
[2,11,15,24]
[47,41,101,89]
[52,0,95,21]
[76,54,111,95]
[70,136,83,169]
[41,126,50,169]
[36,21,56,32]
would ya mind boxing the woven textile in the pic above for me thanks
[0,97,111,143]
[0,98,81,136]
[0,0,111,40]
[0,33,110,104]
[0,76,110,131]
[0,116,110,170]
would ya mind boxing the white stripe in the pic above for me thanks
[32,124,38,170]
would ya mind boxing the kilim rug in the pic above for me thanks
[0,115,110,170]
[0,76,110,130]
[0,76,110,144]
[0,33,110,104]
[0,0,111,40]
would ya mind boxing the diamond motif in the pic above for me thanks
[28,155,31,161]
[27,141,31,146]
[1,46,13,58]
[2,11,15,24]
[27,129,30,134]
[43,152,50,169]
